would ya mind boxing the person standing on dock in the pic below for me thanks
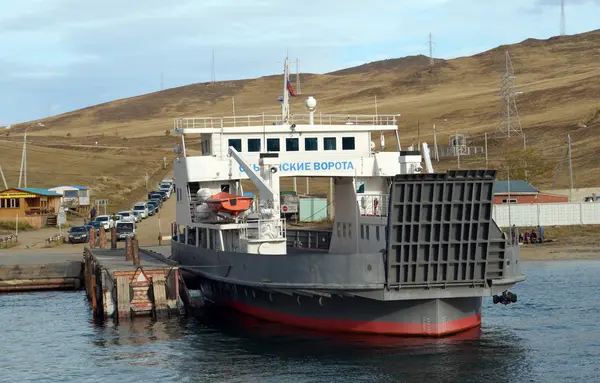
[537,225,545,243]
[90,206,97,222]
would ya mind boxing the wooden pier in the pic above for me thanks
[84,238,183,320]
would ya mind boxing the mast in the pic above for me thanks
[281,56,290,123]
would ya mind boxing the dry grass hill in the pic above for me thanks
[2,29,600,210]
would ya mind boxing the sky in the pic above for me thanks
[0,0,599,126]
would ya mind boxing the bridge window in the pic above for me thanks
[305,137,318,151]
[376,226,380,241]
[286,138,299,152]
[366,225,370,240]
[361,224,364,239]
[248,138,261,152]
[342,137,355,150]
[267,138,280,152]
[324,137,336,150]
[228,139,242,152]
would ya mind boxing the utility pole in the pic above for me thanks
[0,164,8,189]
[306,177,310,194]
[232,96,236,116]
[523,133,528,181]
[160,71,164,90]
[484,132,489,168]
[417,119,421,150]
[211,47,215,84]
[456,131,460,169]
[568,134,573,200]
[433,124,439,161]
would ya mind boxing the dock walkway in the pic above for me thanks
[84,241,182,320]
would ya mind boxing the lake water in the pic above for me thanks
[1,260,599,382]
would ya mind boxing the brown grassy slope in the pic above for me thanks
[5,29,600,207]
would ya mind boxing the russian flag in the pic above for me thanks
[287,79,297,97]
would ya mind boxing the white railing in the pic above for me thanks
[358,194,389,217]
[240,218,287,240]
[174,114,399,130]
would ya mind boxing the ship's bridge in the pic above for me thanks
[172,113,423,181]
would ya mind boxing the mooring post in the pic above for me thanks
[89,228,96,249]
[99,227,106,249]
[110,226,117,249]
[125,237,133,261]
[132,238,140,266]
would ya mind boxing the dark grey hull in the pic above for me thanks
[172,242,482,336]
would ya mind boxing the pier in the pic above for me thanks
[84,239,184,320]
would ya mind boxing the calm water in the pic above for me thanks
[1,260,599,383]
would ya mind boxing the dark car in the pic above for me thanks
[68,226,89,244]
[149,193,163,207]
[157,190,168,201]
[146,201,158,216]
[91,220,103,232]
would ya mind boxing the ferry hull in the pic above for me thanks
[173,245,482,337]
[203,286,482,337]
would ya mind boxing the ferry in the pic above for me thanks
[169,57,525,336]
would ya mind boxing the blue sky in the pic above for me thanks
[0,0,599,126]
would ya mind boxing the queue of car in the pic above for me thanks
[67,178,174,244]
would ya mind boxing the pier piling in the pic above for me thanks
[83,247,182,320]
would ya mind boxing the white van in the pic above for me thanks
[117,210,136,223]
[133,202,149,219]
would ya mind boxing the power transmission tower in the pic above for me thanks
[497,51,523,137]
[295,58,302,95]
[560,0,566,36]
[428,33,435,66]
[211,47,216,84]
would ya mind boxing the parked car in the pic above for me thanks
[117,210,136,223]
[90,221,103,234]
[133,202,149,219]
[146,201,158,215]
[94,215,114,230]
[149,193,163,207]
[157,190,168,201]
[132,211,143,223]
[115,222,136,241]
[160,186,171,198]
[68,226,90,244]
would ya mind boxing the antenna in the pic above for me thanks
[497,51,523,137]
[428,33,435,66]
[211,47,216,84]
[295,58,302,96]
[560,0,566,36]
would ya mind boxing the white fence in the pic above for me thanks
[492,202,600,227]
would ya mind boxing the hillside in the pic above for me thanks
[2,29,600,209]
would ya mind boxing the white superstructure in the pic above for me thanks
[172,57,432,256]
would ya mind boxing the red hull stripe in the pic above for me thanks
[227,301,481,337]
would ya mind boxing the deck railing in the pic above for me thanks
[358,194,389,217]
[174,114,399,130]
[240,218,286,240]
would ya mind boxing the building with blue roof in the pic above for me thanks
[0,187,63,228]
[492,180,568,204]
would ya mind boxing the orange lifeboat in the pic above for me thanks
[205,192,253,216]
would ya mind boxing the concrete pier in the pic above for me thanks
[0,249,83,292]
